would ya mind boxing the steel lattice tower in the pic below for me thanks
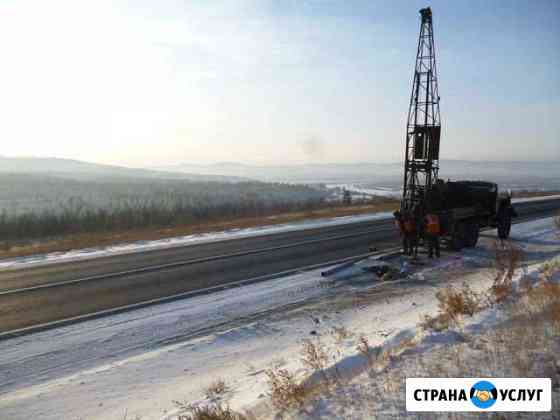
[401,7,441,212]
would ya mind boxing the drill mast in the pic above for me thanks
[401,7,441,212]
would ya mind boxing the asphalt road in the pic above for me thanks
[0,198,558,333]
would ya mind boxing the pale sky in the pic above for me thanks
[0,0,558,167]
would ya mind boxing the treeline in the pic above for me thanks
[0,174,331,241]
[0,195,329,240]
[0,174,325,214]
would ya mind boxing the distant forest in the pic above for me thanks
[0,174,332,241]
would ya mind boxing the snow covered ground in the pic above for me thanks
[0,216,558,419]
[326,183,403,199]
[290,225,560,419]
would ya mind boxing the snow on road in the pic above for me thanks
[512,194,560,203]
[0,216,558,419]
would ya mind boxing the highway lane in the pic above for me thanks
[0,198,558,333]
[0,222,398,332]
[0,217,393,291]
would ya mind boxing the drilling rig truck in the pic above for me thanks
[399,7,515,251]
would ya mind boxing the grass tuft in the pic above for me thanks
[175,403,249,420]
[331,325,352,344]
[491,240,523,302]
[300,339,329,373]
[204,379,229,401]
[421,283,482,332]
[265,366,308,411]
[356,334,378,367]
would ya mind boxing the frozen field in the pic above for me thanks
[0,216,558,419]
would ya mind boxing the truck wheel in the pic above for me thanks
[464,222,479,248]
[451,223,466,251]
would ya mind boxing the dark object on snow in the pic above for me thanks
[363,265,390,277]
[363,262,401,281]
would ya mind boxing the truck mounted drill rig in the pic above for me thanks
[399,7,515,251]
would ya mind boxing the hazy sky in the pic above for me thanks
[0,0,558,167]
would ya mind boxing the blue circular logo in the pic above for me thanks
[470,380,497,409]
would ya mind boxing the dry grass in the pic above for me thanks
[492,282,514,303]
[323,321,556,418]
[355,332,408,390]
[265,337,348,412]
[421,283,482,332]
[264,331,416,414]
[302,337,347,387]
[204,379,229,401]
[356,334,378,368]
[295,258,560,418]
[480,258,560,378]
[175,403,250,420]
[300,339,329,373]
[420,312,452,332]
[331,325,352,344]
[417,321,556,414]
[422,243,524,333]
[440,283,481,318]
[263,253,559,416]
[529,280,560,309]
[525,265,560,327]
[264,366,309,411]
[493,239,523,273]
[482,280,560,379]
[491,240,523,303]
[266,252,560,418]
[0,201,398,259]
[378,336,418,367]
[541,257,560,281]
